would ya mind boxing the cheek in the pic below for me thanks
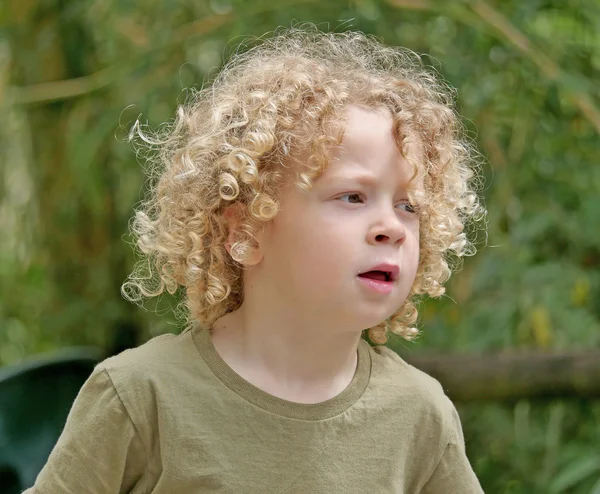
[298,218,347,262]
[405,225,421,272]
[412,225,420,255]
[282,215,353,276]
[309,216,361,265]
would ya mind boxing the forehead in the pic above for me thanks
[320,105,417,184]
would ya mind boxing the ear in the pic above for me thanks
[222,203,264,266]
[222,203,242,256]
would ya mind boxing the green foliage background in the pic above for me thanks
[1,0,599,491]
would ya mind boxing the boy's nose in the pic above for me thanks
[367,213,406,246]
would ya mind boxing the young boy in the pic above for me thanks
[25,26,484,493]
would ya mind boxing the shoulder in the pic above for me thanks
[101,327,197,378]
[86,328,201,443]
[95,328,199,413]
[367,344,457,433]
[368,344,448,399]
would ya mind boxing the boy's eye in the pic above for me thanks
[339,193,364,204]
[396,202,417,214]
[337,194,417,213]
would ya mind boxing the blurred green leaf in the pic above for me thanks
[549,455,600,493]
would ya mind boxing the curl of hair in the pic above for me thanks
[122,25,486,344]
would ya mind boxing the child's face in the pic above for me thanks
[254,105,420,332]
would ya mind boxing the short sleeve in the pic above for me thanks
[421,405,484,494]
[22,365,147,494]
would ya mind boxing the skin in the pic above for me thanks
[211,105,420,404]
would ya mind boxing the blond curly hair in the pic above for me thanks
[123,25,485,344]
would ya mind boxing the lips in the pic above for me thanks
[358,263,399,282]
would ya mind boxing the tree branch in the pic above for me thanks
[385,0,432,10]
[384,0,600,135]
[468,0,600,135]
[10,0,321,106]
[403,351,600,401]
[10,14,233,105]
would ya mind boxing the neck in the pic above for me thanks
[210,300,362,404]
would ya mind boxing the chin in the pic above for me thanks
[350,313,391,333]
[336,299,404,332]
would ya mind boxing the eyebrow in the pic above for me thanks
[323,172,377,185]
[324,171,410,189]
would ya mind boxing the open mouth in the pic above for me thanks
[358,270,393,282]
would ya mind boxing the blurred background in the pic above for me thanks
[1,0,599,492]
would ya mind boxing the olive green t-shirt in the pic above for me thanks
[24,325,483,493]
